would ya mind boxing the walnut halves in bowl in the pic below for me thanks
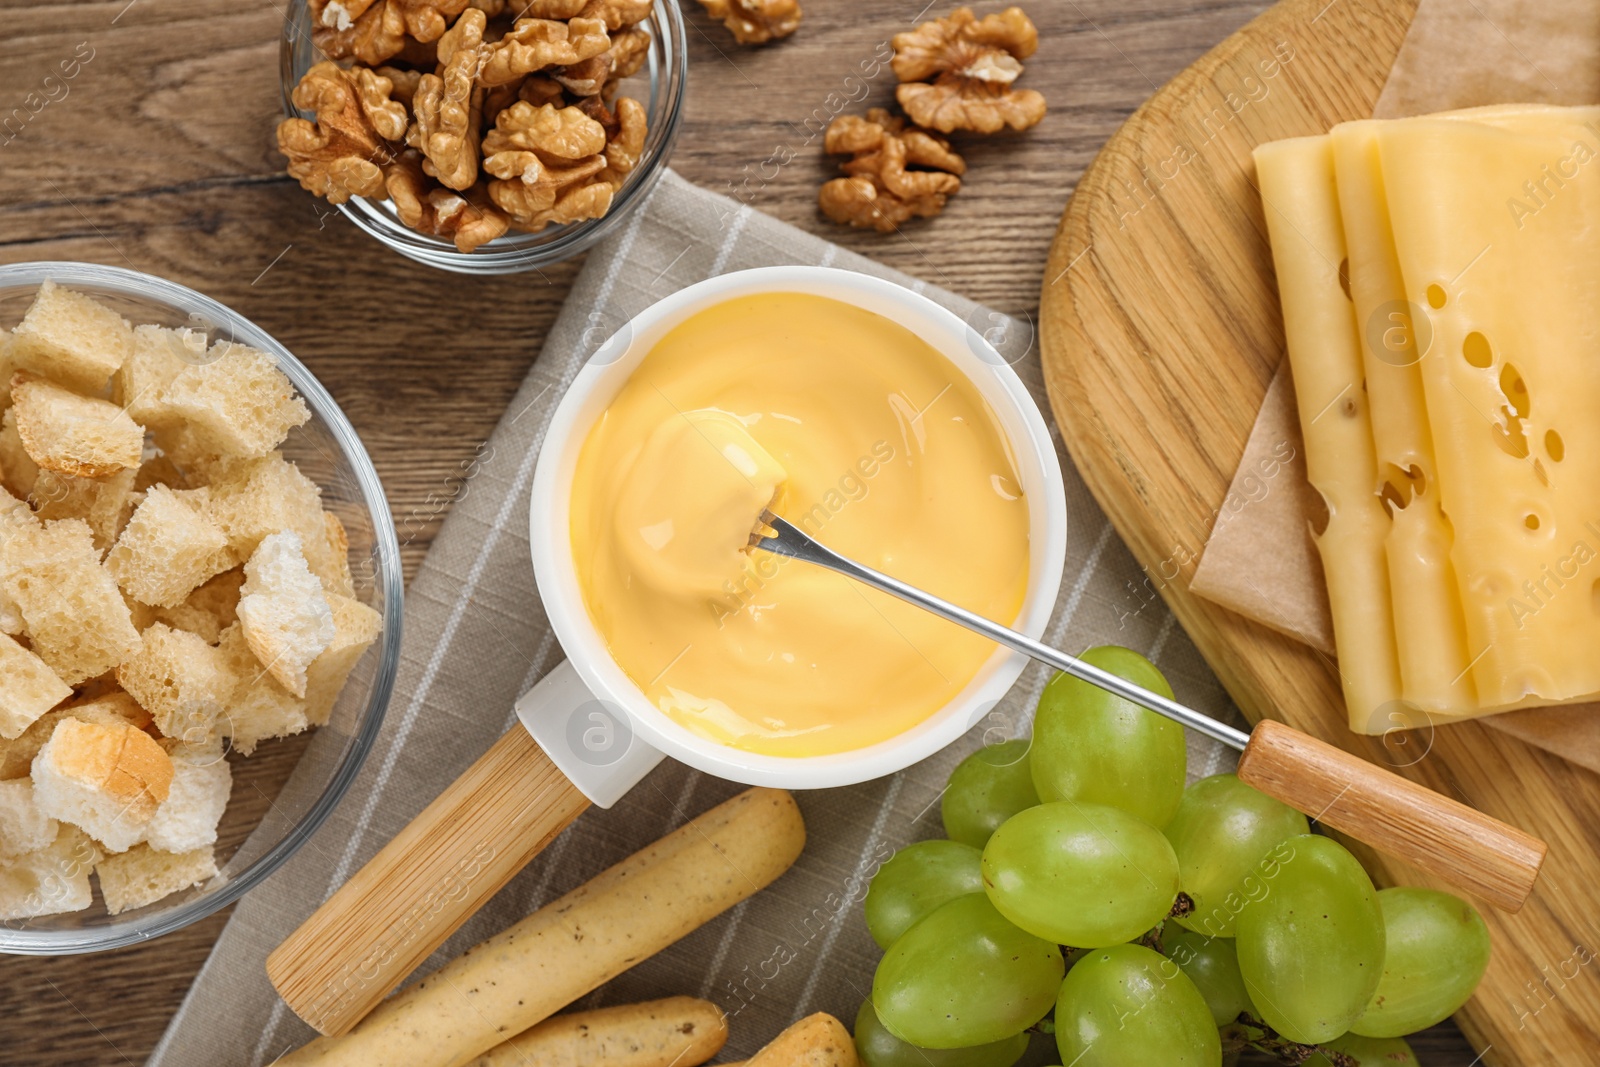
[278,0,657,253]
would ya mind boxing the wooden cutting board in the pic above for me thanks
[1039,0,1600,1062]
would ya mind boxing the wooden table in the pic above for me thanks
[0,0,1476,1062]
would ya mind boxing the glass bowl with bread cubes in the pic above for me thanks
[0,262,401,954]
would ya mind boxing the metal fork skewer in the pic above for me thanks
[749,509,1252,751]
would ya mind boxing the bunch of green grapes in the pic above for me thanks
[857,645,1492,1067]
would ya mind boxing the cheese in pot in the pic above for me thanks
[569,292,1031,757]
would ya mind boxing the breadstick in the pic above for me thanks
[466,996,728,1067]
[744,1014,859,1067]
[279,788,805,1067]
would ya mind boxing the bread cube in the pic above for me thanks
[217,623,307,755]
[204,453,343,589]
[0,485,38,637]
[0,824,98,919]
[305,593,383,726]
[11,373,144,479]
[4,281,133,394]
[0,408,40,499]
[116,324,197,429]
[236,532,335,698]
[133,452,188,493]
[322,511,356,598]
[0,518,141,684]
[144,742,231,853]
[115,623,231,744]
[95,843,216,915]
[147,568,242,645]
[31,466,137,551]
[0,632,71,739]
[0,779,58,858]
[0,692,153,780]
[106,485,234,608]
[32,717,173,852]
[161,342,309,460]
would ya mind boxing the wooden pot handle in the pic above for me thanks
[266,726,590,1037]
[1237,719,1546,912]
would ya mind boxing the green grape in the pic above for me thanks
[1164,774,1310,937]
[1055,943,1222,1067]
[864,840,984,950]
[1350,887,1491,1038]
[1304,1032,1419,1067]
[982,800,1179,947]
[852,998,1027,1067]
[1029,646,1187,827]
[942,738,1040,849]
[1165,927,1252,1026]
[1235,834,1385,1044]
[873,893,1063,1048]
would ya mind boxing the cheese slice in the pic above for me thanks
[1331,122,1476,715]
[1254,135,1403,731]
[1375,106,1600,709]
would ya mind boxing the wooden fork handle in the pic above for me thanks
[1237,719,1545,912]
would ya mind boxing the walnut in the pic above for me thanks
[373,65,423,108]
[598,95,647,187]
[406,8,489,190]
[553,26,649,96]
[481,100,644,230]
[578,0,653,30]
[277,62,406,205]
[384,151,511,251]
[697,0,800,45]
[818,108,964,232]
[479,16,611,86]
[313,0,472,65]
[891,6,1045,133]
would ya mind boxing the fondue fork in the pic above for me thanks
[748,509,1546,912]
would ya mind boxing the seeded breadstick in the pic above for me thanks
[278,787,805,1067]
[466,996,727,1067]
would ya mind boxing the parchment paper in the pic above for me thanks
[1193,0,1600,771]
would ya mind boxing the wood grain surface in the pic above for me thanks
[0,0,1481,1063]
[1041,0,1600,1063]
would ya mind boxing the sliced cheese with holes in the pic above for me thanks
[1331,121,1476,715]
[1254,134,1403,732]
[1376,106,1600,710]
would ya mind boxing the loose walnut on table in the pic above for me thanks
[697,0,802,45]
[818,108,965,232]
[891,5,1046,133]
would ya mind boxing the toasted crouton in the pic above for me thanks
[0,518,141,684]
[304,593,382,726]
[144,741,230,854]
[204,453,344,589]
[0,779,58,858]
[161,342,309,460]
[106,485,234,608]
[216,623,307,754]
[116,324,196,429]
[0,632,72,739]
[0,824,98,919]
[32,717,173,852]
[31,466,137,550]
[0,692,152,780]
[235,532,334,698]
[146,568,242,645]
[0,408,40,499]
[96,842,216,914]
[5,281,133,394]
[116,623,231,744]
[11,373,144,478]
[322,511,356,597]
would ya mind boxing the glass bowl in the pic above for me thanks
[0,262,403,954]
[279,0,687,275]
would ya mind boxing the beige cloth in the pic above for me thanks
[146,171,1244,1067]
[1192,0,1600,770]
